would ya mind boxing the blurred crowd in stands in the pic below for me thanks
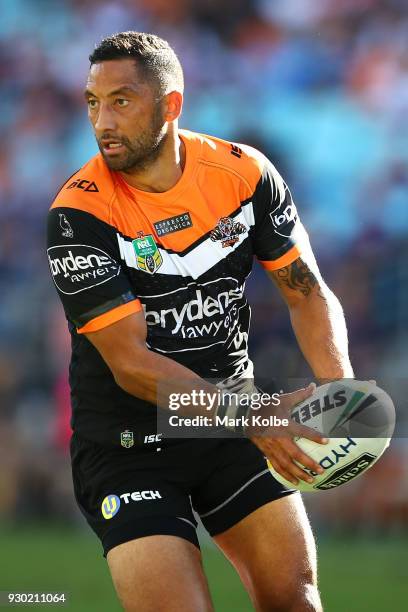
[0,0,407,530]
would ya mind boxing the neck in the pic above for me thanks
[119,126,185,193]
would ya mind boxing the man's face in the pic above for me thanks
[85,59,166,172]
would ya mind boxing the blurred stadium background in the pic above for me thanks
[1,0,407,610]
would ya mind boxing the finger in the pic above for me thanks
[286,460,316,484]
[274,453,315,484]
[291,422,329,445]
[266,445,301,485]
[268,445,314,484]
[268,460,299,486]
[280,438,324,475]
[281,382,316,410]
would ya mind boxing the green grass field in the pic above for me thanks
[1,525,407,611]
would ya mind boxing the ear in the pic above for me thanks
[163,91,183,122]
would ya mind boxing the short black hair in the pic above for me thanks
[89,31,184,95]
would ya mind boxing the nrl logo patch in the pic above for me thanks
[210,216,246,248]
[121,430,134,449]
[132,232,163,274]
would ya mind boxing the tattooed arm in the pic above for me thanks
[267,248,353,380]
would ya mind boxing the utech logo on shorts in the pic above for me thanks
[101,494,121,520]
[101,491,163,519]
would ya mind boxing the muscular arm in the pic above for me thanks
[268,248,353,380]
[85,312,217,416]
[85,309,320,437]
[86,285,327,485]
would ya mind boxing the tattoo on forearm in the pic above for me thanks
[274,259,320,297]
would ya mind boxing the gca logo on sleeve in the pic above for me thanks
[47,244,121,295]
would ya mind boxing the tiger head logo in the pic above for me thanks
[210,216,246,248]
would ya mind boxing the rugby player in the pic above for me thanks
[47,32,353,612]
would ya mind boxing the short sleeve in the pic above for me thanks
[252,157,304,271]
[47,207,142,333]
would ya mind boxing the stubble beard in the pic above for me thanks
[98,106,167,173]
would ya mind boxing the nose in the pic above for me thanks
[94,102,117,132]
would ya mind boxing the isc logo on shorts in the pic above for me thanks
[101,494,121,520]
[101,491,162,519]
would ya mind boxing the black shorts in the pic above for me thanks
[70,433,294,557]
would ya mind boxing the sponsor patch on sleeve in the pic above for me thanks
[47,244,121,295]
[269,201,298,236]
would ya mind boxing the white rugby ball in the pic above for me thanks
[267,380,395,492]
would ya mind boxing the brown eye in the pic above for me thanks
[88,99,98,110]
[116,99,129,107]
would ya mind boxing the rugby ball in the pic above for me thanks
[267,380,395,492]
